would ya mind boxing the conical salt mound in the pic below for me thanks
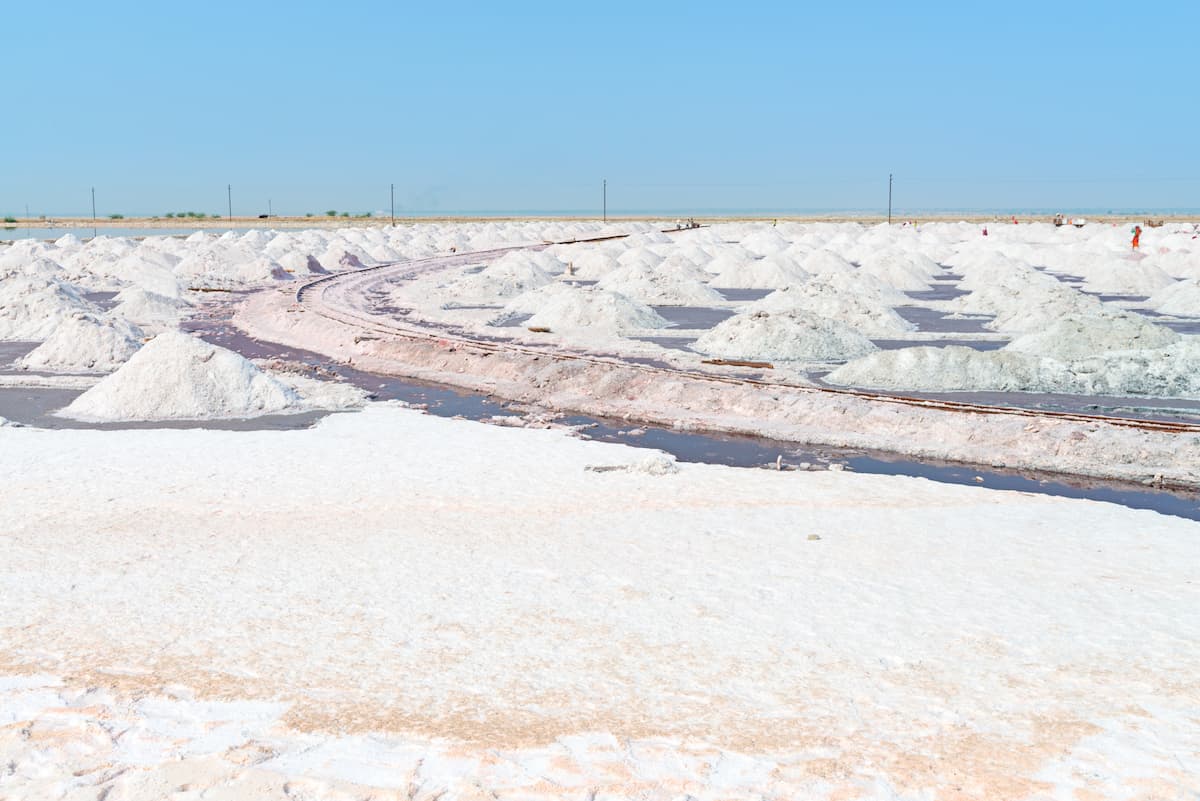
[60,331,300,421]
[18,313,143,372]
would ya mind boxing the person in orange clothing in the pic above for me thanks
[1131,225,1142,250]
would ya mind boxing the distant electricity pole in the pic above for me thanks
[390,183,395,226]
[603,179,607,223]
[227,184,232,221]
[268,198,272,218]
[91,187,96,223]
[888,173,893,224]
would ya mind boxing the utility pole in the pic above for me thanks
[603,179,607,223]
[888,173,893,224]
[390,183,395,227]
[91,187,96,237]
[227,184,232,222]
[268,198,272,218]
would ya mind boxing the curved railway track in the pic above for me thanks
[293,237,1200,437]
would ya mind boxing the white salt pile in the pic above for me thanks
[1004,313,1179,360]
[275,251,330,276]
[596,262,723,306]
[856,251,944,291]
[110,287,192,327]
[710,254,809,289]
[948,265,1104,333]
[826,346,1044,393]
[1145,278,1200,317]
[509,286,669,332]
[316,245,368,273]
[694,310,877,363]
[0,277,98,340]
[747,282,916,336]
[826,338,1200,399]
[1072,255,1175,296]
[445,255,553,301]
[17,313,143,373]
[174,250,292,288]
[739,228,792,255]
[60,331,302,421]
[800,250,858,278]
[1,256,63,281]
[495,282,579,316]
[556,247,620,280]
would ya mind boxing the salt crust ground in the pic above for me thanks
[0,405,1197,800]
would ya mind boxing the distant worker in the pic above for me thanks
[982,226,988,236]
[1131,225,1142,250]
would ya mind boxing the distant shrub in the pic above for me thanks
[359,212,372,218]
[341,212,350,217]
[109,214,124,219]
[165,212,175,218]
[325,210,337,217]
[305,213,313,218]
[2,216,16,223]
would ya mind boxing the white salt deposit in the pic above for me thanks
[0,277,99,340]
[856,250,944,291]
[4,406,1197,798]
[1005,312,1179,360]
[1073,254,1175,296]
[826,345,1045,393]
[60,331,302,421]
[275,250,329,276]
[316,245,368,273]
[694,309,877,362]
[827,338,1200,399]
[110,287,192,328]
[1145,278,1200,316]
[522,286,670,332]
[709,254,809,288]
[17,313,143,373]
[596,261,723,306]
[556,247,620,279]
[747,281,916,336]
[494,281,579,316]
[949,265,1105,333]
[445,254,553,300]
[800,249,857,277]
[739,227,791,255]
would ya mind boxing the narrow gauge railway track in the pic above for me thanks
[294,237,1200,437]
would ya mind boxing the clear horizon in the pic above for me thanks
[4,1,1197,217]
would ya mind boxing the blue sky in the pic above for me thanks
[2,1,1196,216]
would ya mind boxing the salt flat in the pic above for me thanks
[2,220,1200,798]
[2,405,1198,799]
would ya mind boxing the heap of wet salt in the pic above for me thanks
[694,309,877,362]
[60,331,301,421]
[0,277,98,340]
[18,313,144,373]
